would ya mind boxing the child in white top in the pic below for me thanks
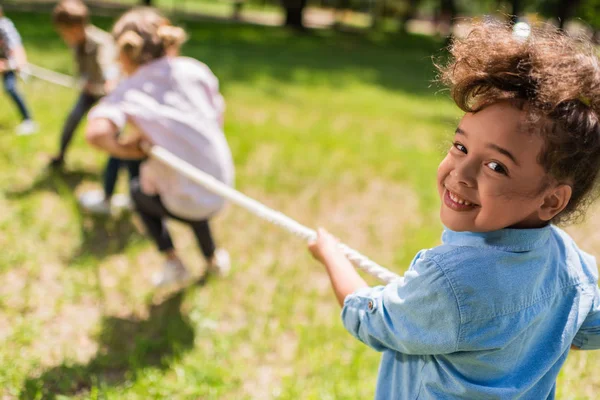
[86,7,234,286]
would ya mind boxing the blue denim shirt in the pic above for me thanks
[342,225,600,399]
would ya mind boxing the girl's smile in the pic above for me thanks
[443,187,478,211]
[437,101,570,232]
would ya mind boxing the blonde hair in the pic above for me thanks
[53,0,89,27]
[112,7,187,66]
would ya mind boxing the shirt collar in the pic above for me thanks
[442,225,552,252]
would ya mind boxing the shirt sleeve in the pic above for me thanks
[572,284,600,350]
[83,34,117,93]
[341,254,461,355]
[98,41,119,81]
[208,74,225,127]
[88,95,127,131]
[2,19,22,49]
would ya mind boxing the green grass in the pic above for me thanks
[0,10,598,400]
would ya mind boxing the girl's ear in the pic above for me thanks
[538,184,572,222]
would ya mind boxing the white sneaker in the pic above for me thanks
[111,193,132,211]
[153,259,190,287]
[78,190,111,215]
[16,120,38,136]
[207,248,231,277]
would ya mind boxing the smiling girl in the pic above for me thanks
[309,22,600,399]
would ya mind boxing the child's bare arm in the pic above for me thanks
[86,118,146,159]
[309,228,368,306]
[10,45,27,69]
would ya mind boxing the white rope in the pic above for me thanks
[23,63,77,88]
[148,145,401,284]
[21,63,400,283]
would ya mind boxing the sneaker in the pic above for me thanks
[16,120,38,136]
[110,193,132,211]
[207,248,231,277]
[78,189,111,215]
[152,259,190,287]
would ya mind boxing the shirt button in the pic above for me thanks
[368,300,374,311]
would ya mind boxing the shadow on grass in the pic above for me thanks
[4,167,99,198]
[19,285,206,399]
[69,211,146,265]
[5,167,145,264]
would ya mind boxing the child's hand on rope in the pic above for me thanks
[119,135,149,159]
[308,228,342,265]
[310,228,369,306]
[121,119,152,157]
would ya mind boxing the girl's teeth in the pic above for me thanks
[449,191,472,206]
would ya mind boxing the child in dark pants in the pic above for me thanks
[53,0,132,215]
[51,0,117,167]
[86,8,233,286]
[0,6,37,135]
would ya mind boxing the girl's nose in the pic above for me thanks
[451,161,477,188]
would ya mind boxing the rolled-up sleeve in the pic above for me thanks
[341,256,461,355]
[88,95,126,130]
[573,285,600,350]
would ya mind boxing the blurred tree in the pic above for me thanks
[281,0,307,29]
[335,0,351,26]
[577,0,600,42]
[399,0,422,33]
[437,0,457,37]
[535,0,582,30]
[441,0,457,18]
[509,0,521,23]
[141,0,152,5]
[556,0,581,29]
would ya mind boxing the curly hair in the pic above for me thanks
[437,21,600,225]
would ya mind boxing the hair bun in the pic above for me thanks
[117,30,144,58]
[157,25,187,48]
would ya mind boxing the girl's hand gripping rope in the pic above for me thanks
[86,117,148,160]
[309,228,369,307]
[308,228,341,264]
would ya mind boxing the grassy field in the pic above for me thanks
[0,10,598,400]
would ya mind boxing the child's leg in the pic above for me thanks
[103,156,121,199]
[3,71,32,121]
[126,160,141,181]
[130,178,174,252]
[130,178,190,286]
[53,93,99,164]
[186,219,229,275]
[189,220,216,261]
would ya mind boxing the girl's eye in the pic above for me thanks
[486,161,508,175]
[452,142,467,154]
